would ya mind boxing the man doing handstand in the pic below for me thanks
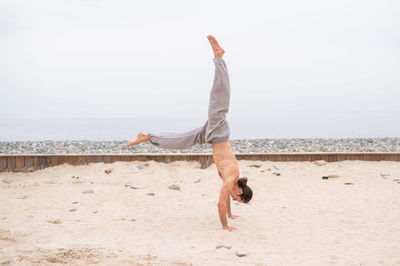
[126,35,253,231]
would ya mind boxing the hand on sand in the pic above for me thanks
[207,35,225,59]
[228,214,240,219]
[223,226,237,232]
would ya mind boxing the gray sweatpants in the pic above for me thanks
[148,58,230,149]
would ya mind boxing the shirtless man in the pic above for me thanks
[126,35,253,231]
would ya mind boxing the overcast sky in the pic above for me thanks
[0,0,399,123]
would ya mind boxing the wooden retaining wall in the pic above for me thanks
[0,153,399,173]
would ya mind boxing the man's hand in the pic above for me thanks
[223,226,237,232]
[228,214,240,219]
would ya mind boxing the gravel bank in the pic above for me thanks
[1,138,399,154]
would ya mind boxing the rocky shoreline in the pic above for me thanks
[0,138,399,154]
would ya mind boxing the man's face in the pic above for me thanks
[230,188,243,202]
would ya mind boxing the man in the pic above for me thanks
[126,35,253,231]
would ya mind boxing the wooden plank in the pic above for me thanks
[311,154,322,161]
[286,155,297,162]
[0,157,7,172]
[354,154,364,161]
[59,156,68,165]
[51,156,60,167]
[33,156,39,171]
[328,154,338,162]
[15,156,24,172]
[77,156,86,165]
[155,156,164,162]
[276,155,286,162]
[24,156,34,172]
[66,156,77,165]
[337,154,347,162]
[7,157,16,172]
[119,155,130,162]
[103,156,112,164]
[301,154,312,162]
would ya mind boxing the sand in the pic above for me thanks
[1,159,399,265]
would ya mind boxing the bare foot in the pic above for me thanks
[126,132,150,147]
[207,35,225,58]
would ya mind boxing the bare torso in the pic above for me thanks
[212,141,239,182]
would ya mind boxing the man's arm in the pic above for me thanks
[218,183,236,231]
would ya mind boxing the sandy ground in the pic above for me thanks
[0,159,399,265]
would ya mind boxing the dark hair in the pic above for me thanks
[238,177,253,203]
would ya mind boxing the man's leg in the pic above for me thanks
[126,123,207,149]
[205,36,231,144]
[126,35,229,149]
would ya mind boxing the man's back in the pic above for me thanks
[213,141,239,182]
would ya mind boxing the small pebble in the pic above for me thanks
[124,184,131,188]
[235,251,248,257]
[322,176,329,180]
[104,169,113,174]
[248,164,261,168]
[2,178,12,184]
[272,165,280,171]
[69,208,77,212]
[314,160,328,166]
[130,218,136,222]
[216,244,232,249]
[327,174,340,178]
[82,189,94,194]
[380,173,390,178]
[193,179,201,183]
[72,201,79,204]
[169,184,180,190]
[273,172,281,176]
[136,165,144,170]
[93,211,98,214]
[130,186,143,189]
[147,192,155,196]
[344,183,354,185]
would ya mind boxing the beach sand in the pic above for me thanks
[1,160,399,265]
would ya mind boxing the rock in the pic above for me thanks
[69,208,77,212]
[216,244,232,249]
[124,184,131,188]
[248,164,261,168]
[322,176,329,180]
[130,218,136,221]
[344,183,354,185]
[147,192,155,196]
[136,165,144,170]
[235,251,248,257]
[48,219,62,224]
[193,179,201,183]
[380,173,390,178]
[327,174,340,178]
[169,184,180,190]
[82,189,94,194]
[71,176,80,179]
[266,168,272,171]
[2,178,12,184]
[104,169,113,174]
[93,211,98,214]
[314,160,327,166]
[273,172,281,176]
[72,201,79,204]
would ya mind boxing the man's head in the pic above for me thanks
[230,177,253,203]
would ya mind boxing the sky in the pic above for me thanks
[0,0,399,138]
